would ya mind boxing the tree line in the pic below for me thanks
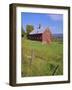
[22,24,42,38]
[22,25,34,38]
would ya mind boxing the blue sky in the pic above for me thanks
[21,12,63,34]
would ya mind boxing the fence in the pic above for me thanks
[22,48,59,76]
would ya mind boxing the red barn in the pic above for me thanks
[28,27,52,44]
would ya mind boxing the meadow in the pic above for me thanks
[21,38,63,77]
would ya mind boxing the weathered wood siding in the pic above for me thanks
[42,29,52,44]
[28,34,42,41]
[28,28,52,44]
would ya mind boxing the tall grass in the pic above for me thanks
[21,38,63,77]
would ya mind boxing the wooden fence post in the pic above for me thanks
[29,49,35,76]
[30,49,35,66]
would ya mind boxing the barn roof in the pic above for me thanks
[29,27,51,35]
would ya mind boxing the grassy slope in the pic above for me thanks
[21,38,63,77]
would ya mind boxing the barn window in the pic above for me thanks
[31,37,33,39]
[37,37,38,40]
[34,36,35,39]
[39,36,41,40]
[35,36,36,39]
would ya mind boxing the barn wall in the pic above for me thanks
[28,34,42,41]
[42,30,52,44]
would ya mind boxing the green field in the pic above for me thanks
[21,38,63,77]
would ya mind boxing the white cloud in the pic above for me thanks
[49,14,63,21]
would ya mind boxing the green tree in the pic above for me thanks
[21,26,26,37]
[26,25,34,35]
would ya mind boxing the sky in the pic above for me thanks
[21,12,63,34]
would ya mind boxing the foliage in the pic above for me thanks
[21,26,27,38]
[26,25,34,35]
